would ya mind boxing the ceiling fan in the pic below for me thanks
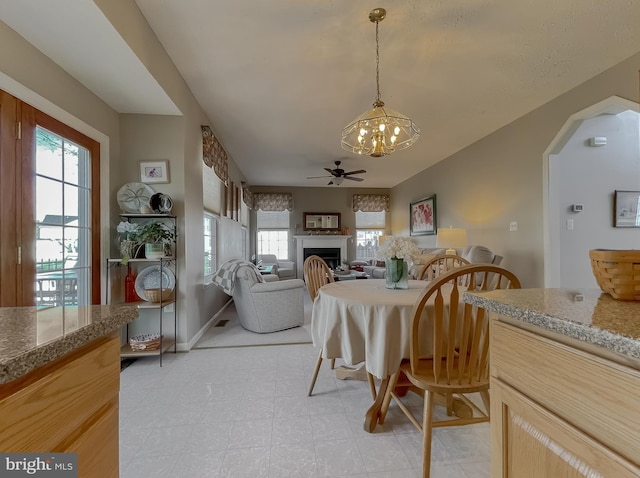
[306,161,367,185]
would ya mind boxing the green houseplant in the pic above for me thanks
[131,221,176,259]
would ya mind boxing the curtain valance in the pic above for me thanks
[253,193,293,212]
[201,125,229,184]
[352,194,390,212]
[241,182,253,209]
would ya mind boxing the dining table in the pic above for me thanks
[311,278,465,432]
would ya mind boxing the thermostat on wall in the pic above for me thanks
[572,204,584,212]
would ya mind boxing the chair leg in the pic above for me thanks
[422,391,435,478]
[367,372,377,401]
[308,349,324,396]
[330,358,336,369]
[378,370,400,424]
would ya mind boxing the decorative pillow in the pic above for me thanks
[462,245,494,264]
[375,261,386,267]
[412,253,438,265]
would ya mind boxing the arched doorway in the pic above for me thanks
[543,96,639,287]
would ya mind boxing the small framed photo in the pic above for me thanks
[139,160,170,184]
[410,194,437,236]
[614,190,640,227]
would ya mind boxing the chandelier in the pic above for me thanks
[341,8,420,157]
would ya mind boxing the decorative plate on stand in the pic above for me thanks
[135,265,175,301]
[117,182,156,214]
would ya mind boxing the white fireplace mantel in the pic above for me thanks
[294,235,351,278]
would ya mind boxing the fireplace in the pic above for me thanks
[304,247,340,269]
[295,235,351,279]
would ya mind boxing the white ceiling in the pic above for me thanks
[2,1,640,188]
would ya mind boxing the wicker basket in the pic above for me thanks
[143,288,172,303]
[129,333,161,351]
[589,249,640,301]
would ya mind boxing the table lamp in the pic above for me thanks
[436,227,467,255]
[378,235,392,247]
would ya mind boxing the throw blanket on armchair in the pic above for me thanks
[212,259,263,295]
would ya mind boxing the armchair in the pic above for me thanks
[232,263,305,333]
[258,254,296,279]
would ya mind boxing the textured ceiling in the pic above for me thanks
[2,1,640,188]
[134,0,640,188]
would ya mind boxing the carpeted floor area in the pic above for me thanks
[193,293,313,349]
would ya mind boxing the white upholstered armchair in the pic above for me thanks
[232,263,305,333]
[258,254,296,279]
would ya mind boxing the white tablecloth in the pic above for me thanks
[311,279,441,379]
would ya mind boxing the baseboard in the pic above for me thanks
[179,298,234,351]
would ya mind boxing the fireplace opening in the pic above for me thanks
[304,247,341,269]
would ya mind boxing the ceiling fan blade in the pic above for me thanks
[324,168,338,176]
[306,175,333,179]
[343,169,367,176]
[344,175,364,182]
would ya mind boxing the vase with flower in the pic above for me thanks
[375,236,421,289]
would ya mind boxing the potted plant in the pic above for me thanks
[131,221,176,259]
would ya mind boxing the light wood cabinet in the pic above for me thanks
[0,333,121,478]
[490,318,640,478]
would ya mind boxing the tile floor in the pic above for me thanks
[119,343,491,477]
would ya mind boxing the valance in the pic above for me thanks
[352,194,390,212]
[253,193,293,212]
[241,182,253,209]
[201,125,229,184]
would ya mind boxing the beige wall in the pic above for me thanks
[391,52,640,288]
[97,0,248,348]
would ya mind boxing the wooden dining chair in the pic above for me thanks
[418,254,470,281]
[304,255,377,398]
[381,264,521,478]
[304,255,336,396]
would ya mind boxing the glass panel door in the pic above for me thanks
[35,126,91,308]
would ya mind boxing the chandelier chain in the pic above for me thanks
[375,20,381,103]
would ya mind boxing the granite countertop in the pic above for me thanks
[0,304,139,384]
[464,288,640,361]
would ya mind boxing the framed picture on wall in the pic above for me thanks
[139,160,170,184]
[614,190,640,227]
[410,195,437,236]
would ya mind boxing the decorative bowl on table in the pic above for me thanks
[129,333,161,351]
[589,249,640,301]
[143,288,173,303]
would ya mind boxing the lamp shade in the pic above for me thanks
[378,235,392,246]
[436,228,467,255]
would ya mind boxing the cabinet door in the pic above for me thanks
[491,378,640,478]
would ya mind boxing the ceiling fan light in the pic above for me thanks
[340,8,419,157]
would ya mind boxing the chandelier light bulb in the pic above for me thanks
[340,7,419,157]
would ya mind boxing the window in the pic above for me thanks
[256,210,289,260]
[355,211,386,261]
[204,213,217,282]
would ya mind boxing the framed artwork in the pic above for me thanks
[410,195,437,236]
[139,160,170,184]
[614,190,640,227]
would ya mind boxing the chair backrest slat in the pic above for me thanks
[410,264,521,386]
[419,255,471,281]
[303,255,334,301]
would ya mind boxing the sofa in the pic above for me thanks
[232,263,305,333]
[355,245,503,280]
[258,254,296,279]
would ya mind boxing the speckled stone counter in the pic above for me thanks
[0,304,139,384]
[464,288,640,362]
